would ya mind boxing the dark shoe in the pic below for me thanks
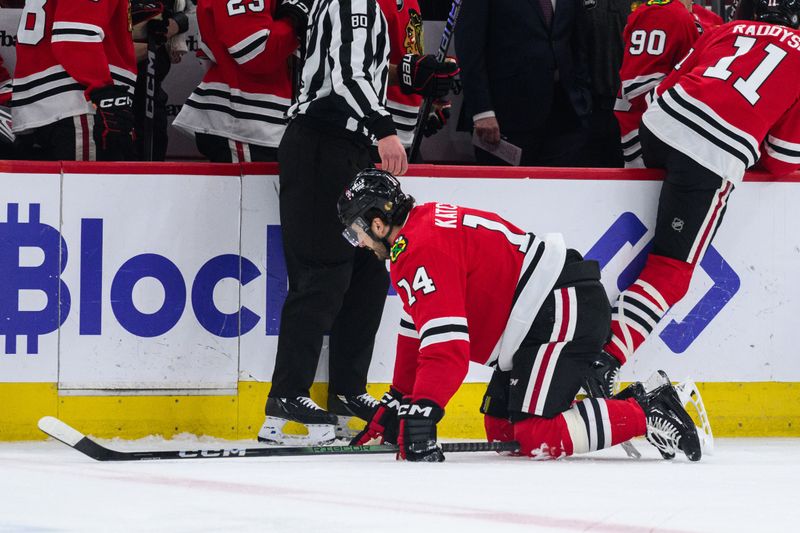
[258,396,337,445]
[328,393,380,439]
[328,393,379,421]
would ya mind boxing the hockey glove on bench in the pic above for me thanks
[350,387,404,446]
[399,54,460,98]
[90,85,135,161]
[397,399,445,462]
[276,0,314,32]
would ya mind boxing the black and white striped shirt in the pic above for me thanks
[289,0,396,142]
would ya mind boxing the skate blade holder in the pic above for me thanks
[675,380,714,456]
[334,415,367,440]
[259,416,335,446]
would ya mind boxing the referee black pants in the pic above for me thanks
[269,118,390,402]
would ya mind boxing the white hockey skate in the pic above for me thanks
[258,397,336,446]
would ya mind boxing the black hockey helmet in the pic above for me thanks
[337,168,414,247]
[753,0,800,28]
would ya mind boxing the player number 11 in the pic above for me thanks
[702,35,787,105]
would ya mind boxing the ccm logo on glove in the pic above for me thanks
[97,96,133,109]
[398,403,434,417]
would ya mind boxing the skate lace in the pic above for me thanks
[646,414,681,456]
[296,396,323,412]
[357,393,379,409]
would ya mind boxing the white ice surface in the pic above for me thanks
[1,437,798,533]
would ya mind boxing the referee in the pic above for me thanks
[259,0,407,445]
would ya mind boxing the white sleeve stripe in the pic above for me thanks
[52,21,104,36]
[52,34,103,44]
[418,316,468,338]
[419,331,470,350]
[398,326,419,339]
[621,73,665,99]
[228,29,269,58]
[399,312,418,339]
[766,135,800,153]
[766,142,800,164]
[51,21,104,43]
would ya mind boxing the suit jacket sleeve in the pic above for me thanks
[454,0,492,119]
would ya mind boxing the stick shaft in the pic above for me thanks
[408,0,463,162]
[39,416,520,462]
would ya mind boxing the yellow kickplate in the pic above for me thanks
[2,381,798,441]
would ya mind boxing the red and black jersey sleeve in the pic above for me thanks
[50,0,120,93]
[211,0,298,76]
[761,99,800,176]
[0,56,10,105]
[390,234,470,409]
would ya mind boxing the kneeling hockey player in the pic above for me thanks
[336,169,703,462]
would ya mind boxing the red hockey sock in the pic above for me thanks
[484,414,515,443]
[605,254,694,363]
[512,398,645,459]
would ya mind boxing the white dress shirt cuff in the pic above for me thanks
[472,110,496,122]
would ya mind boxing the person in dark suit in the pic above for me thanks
[455,0,592,167]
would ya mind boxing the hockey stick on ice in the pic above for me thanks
[38,417,520,462]
[407,0,462,163]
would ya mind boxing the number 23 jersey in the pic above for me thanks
[389,203,566,408]
[645,20,800,181]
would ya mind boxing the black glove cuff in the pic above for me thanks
[398,399,444,422]
[89,85,132,108]
[364,113,397,140]
[276,0,310,31]
[399,53,416,95]
[172,12,189,34]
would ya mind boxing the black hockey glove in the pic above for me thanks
[397,399,445,462]
[350,387,404,446]
[422,99,451,137]
[399,54,460,98]
[276,0,314,32]
[131,0,165,25]
[146,17,169,46]
[89,85,135,161]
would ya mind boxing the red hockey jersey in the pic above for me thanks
[0,56,10,106]
[377,0,423,147]
[389,203,566,408]
[615,0,699,167]
[645,21,800,181]
[12,0,136,133]
[173,0,297,148]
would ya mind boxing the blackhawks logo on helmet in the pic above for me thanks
[390,235,408,263]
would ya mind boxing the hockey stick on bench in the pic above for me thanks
[38,417,520,462]
[408,0,463,163]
